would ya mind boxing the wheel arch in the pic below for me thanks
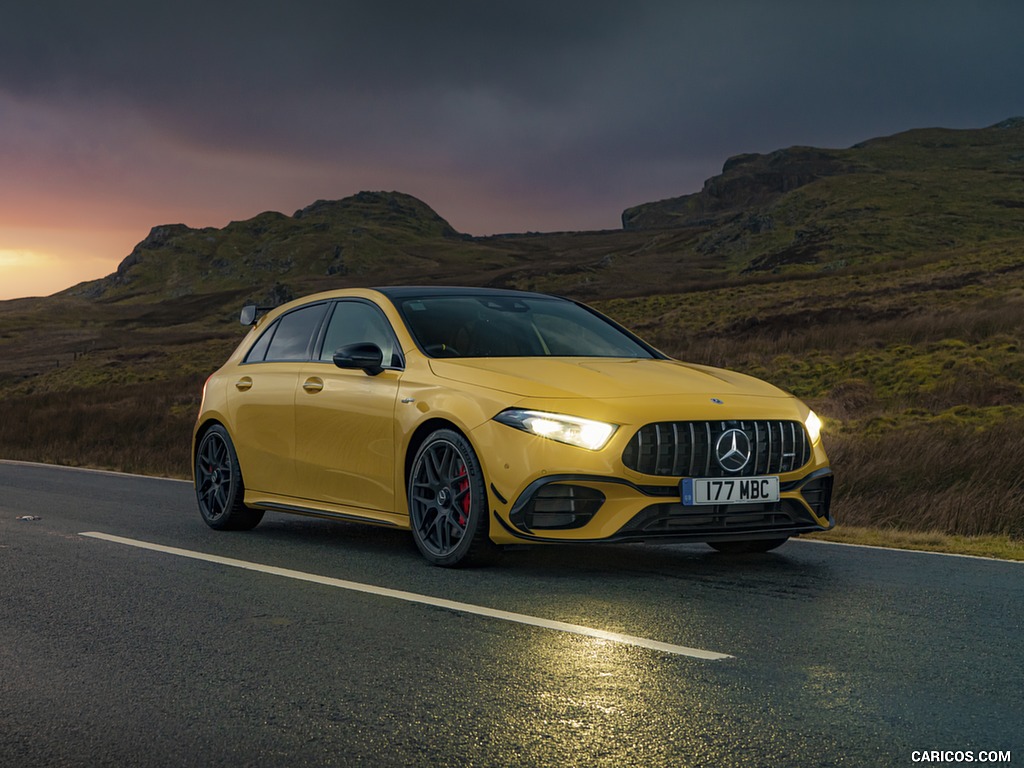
[192,417,227,465]
[403,418,471,497]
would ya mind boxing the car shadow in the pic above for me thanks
[250,513,832,597]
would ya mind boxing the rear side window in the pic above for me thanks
[245,323,275,362]
[246,303,328,363]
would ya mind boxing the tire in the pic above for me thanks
[707,537,789,554]
[194,425,264,531]
[408,429,494,567]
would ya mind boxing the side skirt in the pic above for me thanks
[247,496,409,530]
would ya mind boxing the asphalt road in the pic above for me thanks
[1,461,1020,768]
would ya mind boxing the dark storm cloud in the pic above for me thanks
[2,2,624,88]
[3,1,1024,229]
[0,1,635,121]
[1,3,643,180]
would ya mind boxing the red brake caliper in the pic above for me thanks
[456,463,470,526]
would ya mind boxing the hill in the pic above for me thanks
[2,119,1024,546]
[71,192,469,304]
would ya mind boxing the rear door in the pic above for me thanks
[228,301,329,495]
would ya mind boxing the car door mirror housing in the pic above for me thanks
[333,342,384,375]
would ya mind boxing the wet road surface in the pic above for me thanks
[1,461,1021,767]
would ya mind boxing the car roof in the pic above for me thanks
[373,286,564,301]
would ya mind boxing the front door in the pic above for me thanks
[292,300,404,512]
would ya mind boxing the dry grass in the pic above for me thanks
[0,376,201,478]
[827,420,1024,537]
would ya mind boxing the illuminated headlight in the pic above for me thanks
[805,410,823,444]
[494,409,618,451]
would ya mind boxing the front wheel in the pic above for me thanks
[707,537,789,554]
[408,429,494,567]
[194,425,264,531]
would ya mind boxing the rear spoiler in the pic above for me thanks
[239,303,274,327]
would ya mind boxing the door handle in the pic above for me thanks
[235,377,253,391]
[302,377,324,393]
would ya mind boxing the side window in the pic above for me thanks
[244,321,277,363]
[320,301,403,368]
[264,303,328,362]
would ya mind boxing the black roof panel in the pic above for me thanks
[374,285,561,301]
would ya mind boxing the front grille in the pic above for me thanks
[622,420,810,477]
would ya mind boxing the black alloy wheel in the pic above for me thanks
[408,429,493,567]
[194,425,264,531]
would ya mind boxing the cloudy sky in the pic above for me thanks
[1,1,1022,299]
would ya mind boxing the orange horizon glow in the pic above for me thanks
[0,222,142,300]
[0,249,114,299]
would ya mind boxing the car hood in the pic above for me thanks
[427,357,791,401]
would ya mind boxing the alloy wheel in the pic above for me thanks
[410,438,474,558]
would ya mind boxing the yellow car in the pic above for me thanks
[193,287,832,566]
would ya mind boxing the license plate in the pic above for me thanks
[681,476,780,506]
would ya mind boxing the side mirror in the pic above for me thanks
[333,342,384,376]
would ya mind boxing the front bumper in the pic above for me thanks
[492,468,833,544]
[473,418,834,546]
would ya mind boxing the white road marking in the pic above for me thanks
[795,536,1024,565]
[0,459,191,484]
[79,531,732,660]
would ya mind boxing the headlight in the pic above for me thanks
[494,409,618,451]
[805,410,823,444]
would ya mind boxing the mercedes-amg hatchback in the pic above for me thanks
[193,287,833,566]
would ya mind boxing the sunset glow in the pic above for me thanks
[0,248,118,299]
[0,222,143,299]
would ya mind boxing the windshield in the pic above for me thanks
[394,295,657,359]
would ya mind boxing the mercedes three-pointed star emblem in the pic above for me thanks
[715,428,752,473]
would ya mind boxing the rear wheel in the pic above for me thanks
[194,425,264,531]
[707,537,789,554]
[408,429,493,567]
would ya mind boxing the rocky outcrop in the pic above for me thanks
[293,191,466,239]
[623,148,862,230]
[623,117,1024,232]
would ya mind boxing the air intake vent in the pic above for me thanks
[513,484,605,530]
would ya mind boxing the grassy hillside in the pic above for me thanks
[2,120,1023,547]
